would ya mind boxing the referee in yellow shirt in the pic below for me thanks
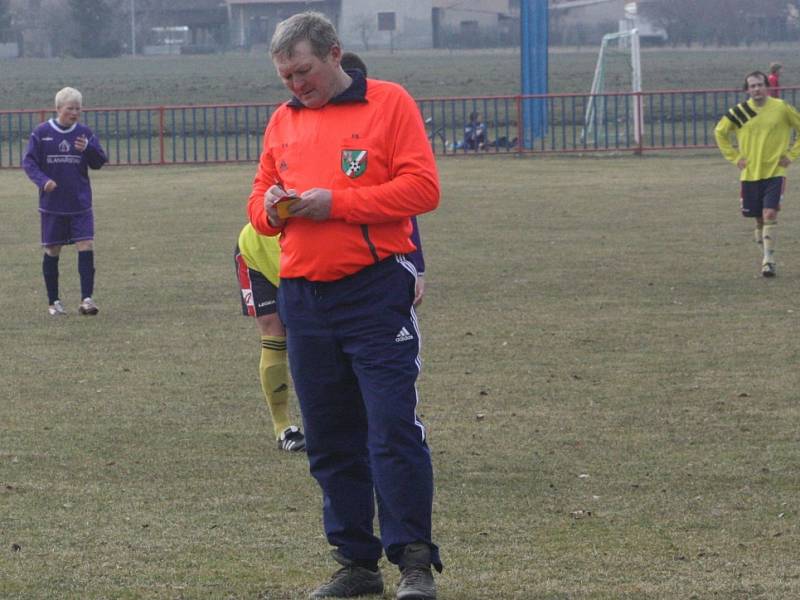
[715,70,800,277]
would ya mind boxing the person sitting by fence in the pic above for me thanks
[455,111,487,150]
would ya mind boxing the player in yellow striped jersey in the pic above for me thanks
[715,70,800,277]
[235,223,305,451]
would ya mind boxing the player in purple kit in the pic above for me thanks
[23,87,107,316]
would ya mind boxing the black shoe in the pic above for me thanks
[762,262,776,277]
[277,425,306,452]
[309,551,383,598]
[396,543,436,600]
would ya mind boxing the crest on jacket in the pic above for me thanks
[342,150,367,178]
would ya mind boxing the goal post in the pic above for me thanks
[582,28,642,147]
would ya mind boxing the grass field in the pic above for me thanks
[2,45,800,110]
[2,154,800,598]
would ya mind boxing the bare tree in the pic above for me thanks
[12,0,58,56]
[642,0,797,46]
[0,0,12,41]
[640,0,704,47]
[351,13,374,51]
[67,0,123,57]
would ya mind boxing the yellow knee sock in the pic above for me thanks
[763,219,777,264]
[754,223,763,245]
[259,336,291,438]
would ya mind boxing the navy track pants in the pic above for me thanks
[278,255,440,568]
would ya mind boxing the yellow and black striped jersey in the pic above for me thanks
[714,96,800,181]
[714,98,800,181]
[238,223,281,287]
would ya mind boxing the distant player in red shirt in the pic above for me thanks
[248,12,441,600]
[768,62,782,98]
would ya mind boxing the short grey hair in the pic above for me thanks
[270,12,340,59]
[55,87,82,109]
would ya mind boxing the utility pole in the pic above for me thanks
[130,0,136,56]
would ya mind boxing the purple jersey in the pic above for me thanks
[408,216,425,275]
[23,119,107,215]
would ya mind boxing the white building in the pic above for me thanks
[431,0,519,47]
[339,0,434,51]
[226,0,434,51]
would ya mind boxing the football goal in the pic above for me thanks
[581,28,642,148]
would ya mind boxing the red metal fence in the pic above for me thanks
[2,88,798,168]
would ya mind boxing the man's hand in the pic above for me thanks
[737,158,747,170]
[74,135,88,152]
[264,183,290,227]
[779,156,792,167]
[43,180,57,193]
[413,275,426,307]
[289,188,332,221]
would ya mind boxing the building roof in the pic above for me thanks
[167,0,227,9]
[226,0,327,5]
[551,0,617,9]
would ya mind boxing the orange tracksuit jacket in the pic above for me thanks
[248,77,439,282]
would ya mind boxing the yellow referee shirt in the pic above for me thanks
[715,96,800,181]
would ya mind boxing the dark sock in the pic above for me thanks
[78,250,95,299]
[42,254,59,304]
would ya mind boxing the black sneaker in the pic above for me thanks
[396,543,436,600]
[762,262,776,277]
[309,551,383,598]
[277,426,306,452]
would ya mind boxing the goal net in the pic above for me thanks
[581,29,642,147]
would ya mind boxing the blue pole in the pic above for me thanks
[520,0,548,148]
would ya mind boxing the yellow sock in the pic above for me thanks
[754,223,763,245]
[259,336,291,438]
[763,219,777,264]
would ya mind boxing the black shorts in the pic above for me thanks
[234,245,277,317]
[740,177,785,218]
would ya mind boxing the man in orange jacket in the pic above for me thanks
[248,11,441,600]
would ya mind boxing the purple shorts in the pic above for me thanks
[40,210,94,246]
[740,177,785,218]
